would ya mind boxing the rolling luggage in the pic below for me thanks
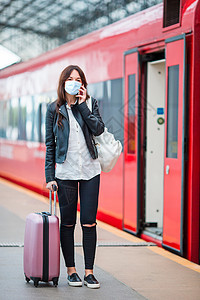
[24,185,60,287]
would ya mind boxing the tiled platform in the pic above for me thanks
[0,178,200,300]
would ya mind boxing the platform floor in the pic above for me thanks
[0,178,200,300]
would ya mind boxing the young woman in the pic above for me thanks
[45,65,104,288]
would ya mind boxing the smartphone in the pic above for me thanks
[79,90,83,96]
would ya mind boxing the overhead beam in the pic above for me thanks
[0,0,162,61]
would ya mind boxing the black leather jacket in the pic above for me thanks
[45,98,104,183]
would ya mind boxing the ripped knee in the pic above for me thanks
[82,222,97,227]
[61,223,76,228]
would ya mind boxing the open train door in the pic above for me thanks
[163,35,186,255]
[123,49,140,234]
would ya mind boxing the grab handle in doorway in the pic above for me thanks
[166,165,170,175]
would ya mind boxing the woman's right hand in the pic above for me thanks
[46,181,58,191]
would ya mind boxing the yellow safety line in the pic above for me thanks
[147,246,200,273]
[1,177,200,273]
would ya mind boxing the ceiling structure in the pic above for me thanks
[0,0,162,62]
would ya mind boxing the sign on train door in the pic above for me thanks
[163,35,186,255]
[123,49,140,234]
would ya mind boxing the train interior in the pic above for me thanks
[143,53,166,240]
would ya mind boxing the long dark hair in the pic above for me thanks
[56,65,89,127]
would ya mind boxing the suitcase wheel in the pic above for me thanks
[34,280,39,287]
[25,275,30,283]
[52,277,59,287]
[30,276,40,287]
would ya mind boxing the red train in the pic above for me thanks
[0,0,200,264]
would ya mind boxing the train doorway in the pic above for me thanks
[144,59,166,240]
[142,35,186,254]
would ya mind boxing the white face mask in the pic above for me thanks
[64,81,82,95]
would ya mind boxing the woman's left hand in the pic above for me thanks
[76,85,87,104]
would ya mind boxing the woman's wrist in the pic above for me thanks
[78,98,85,104]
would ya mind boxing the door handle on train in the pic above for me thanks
[166,165,170,175]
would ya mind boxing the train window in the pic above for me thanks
[0,101,8,138]
[35,93,55,143]
[38,103,42,142]
[110,78,123,145]
[128,74,136,154]
[26,96,34,141]
[6,100,11,139]
[21,95,40,142]
[8,98,19,141]
[23,95,40,142]
[0,102,3,137]
[163,0,180,27]
[1,93,55,142]
[166,65,179,158]
[88,78,123,147]
[33,99,40,142]
[87,81,104,117]
[40,102,47,143]
[18,97,27,140]
[88,81,104,100]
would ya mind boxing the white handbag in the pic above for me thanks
[87,97,122,172]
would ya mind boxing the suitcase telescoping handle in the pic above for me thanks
[49,184,58,216]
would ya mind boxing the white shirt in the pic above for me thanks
[55,103,101,180]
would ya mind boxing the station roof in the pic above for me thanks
[0,0,161,62]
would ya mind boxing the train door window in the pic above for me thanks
[166,65,179,158]
[163,0,180,27]
[128,74,136,154]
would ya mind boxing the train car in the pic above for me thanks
[0,0,200,264]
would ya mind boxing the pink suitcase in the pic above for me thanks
[24,186,60,287]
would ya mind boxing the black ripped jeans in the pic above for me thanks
[56,174,100,270]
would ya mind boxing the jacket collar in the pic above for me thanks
[59,104,69,121]
[59,102,85,130]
